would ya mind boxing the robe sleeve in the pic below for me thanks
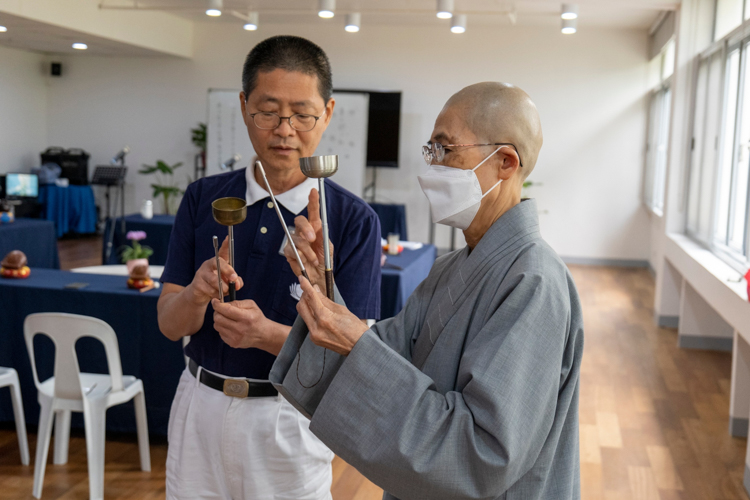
[269,265,439,418]
[307,270,575,500]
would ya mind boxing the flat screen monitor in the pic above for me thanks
[366,92,401,168]
[5,173,39,198]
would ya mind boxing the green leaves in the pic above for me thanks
[151,184,181,199]
[191,123,207,151]
[139,160,183,176]
[119,240,154,263]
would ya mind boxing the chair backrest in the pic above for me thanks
[23,313,124,400]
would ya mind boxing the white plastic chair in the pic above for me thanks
[24,313,151,500]
[0,367,30,465]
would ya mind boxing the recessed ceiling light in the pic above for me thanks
[561,4,579,20]
[437,0,454,19]
[319,0,335,18]
[345,13,360,32]
[450,14,466,33]
[72,43,88,50]
[0,26,7,33]
[206,0,222,16]
[561,18,577,34]
[243,11,259,30]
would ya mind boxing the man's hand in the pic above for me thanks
[187,236,244,306]
[212,298,269,349]
[284,189,333,291]
[296,276,369,356]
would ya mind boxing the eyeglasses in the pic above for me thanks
[248,111,326,132]
[422,142,523,167]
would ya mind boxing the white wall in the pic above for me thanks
[42,21,651,258]
[0,45,47,174]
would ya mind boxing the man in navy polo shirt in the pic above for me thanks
[157,36,381,500]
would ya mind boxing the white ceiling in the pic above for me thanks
[0,0,679,57]
[0,12,168,56]
[100,0,679,29]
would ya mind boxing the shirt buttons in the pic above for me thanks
[267,201,274,209]
[260,227,268,234]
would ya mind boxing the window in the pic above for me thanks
[715,0,744,40]
[687,38,750,271]
[644,39,676,214]
[644,88,671,214]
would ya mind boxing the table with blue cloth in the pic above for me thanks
[380,244,437,319]
[0,218,60,269]
[369,203,408,240]
[39,184,97,237]
[0,269,184,435]
[103,214,175,265]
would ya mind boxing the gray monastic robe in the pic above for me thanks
[269,199,584,500]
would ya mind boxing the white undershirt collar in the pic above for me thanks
[245,164,317,215]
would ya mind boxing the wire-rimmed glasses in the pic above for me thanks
[422,142,523,167]
[248,111,326,132]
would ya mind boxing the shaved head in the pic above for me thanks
[443,82,543,179]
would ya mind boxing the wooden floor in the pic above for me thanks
[0,239,745,499]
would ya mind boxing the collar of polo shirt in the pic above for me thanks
[245,164,318,215]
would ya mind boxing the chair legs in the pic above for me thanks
[83,403,106,500]
[7,372,30,466]
[32,398,55,499]
[53,410,71,465]
[134,390,151,472]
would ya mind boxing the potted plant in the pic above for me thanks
[139,160,183,215]
[120,230,154,274]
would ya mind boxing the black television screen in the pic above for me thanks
[366,92,401,168]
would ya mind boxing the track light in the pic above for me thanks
[451,14,466,33]
[243,12,259,30]
[437,0,454,19]
[206,0,222,17]
[345,13,361,32]
[0,26,7,32]
[72,43,88,50]
[561,4,579,20]
[318,0,335,18]
[561,18,577,34]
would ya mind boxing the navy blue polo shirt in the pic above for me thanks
[161,167,382,379]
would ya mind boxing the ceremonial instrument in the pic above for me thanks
[298,155,338,301]
[255,160,311,283]
[211,197,247,302]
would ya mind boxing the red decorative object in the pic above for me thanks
[0,250,30,279]
[745,269,750,302]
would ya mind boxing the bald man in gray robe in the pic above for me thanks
[269,82,584,500]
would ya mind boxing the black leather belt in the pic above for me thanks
[188,359,278,398]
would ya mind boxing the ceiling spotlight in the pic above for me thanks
[561,18,577,34]
[0,26,7,32]
[206,0,222,16]
[437,0,454,19]
[561,4,579,20]
[243,11,259,30]
[451,14,466,33]
[318,0,335,18]
[72,43,88,50]
[345,13,361,32]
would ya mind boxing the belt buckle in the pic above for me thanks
[223,378,249,398]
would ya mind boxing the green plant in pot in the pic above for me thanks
[139,160,183,215]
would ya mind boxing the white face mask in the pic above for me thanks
[418,146,504,230]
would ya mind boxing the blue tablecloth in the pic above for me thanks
[0,269,184,435]
[39,185,97,237]
[369,203,408,241]
[103,214,175,265]
[0,218,60,269]
[380,245,437,319]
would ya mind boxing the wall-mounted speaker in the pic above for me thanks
[51,62,62,77]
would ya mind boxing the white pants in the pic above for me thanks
[166,367,334,500]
